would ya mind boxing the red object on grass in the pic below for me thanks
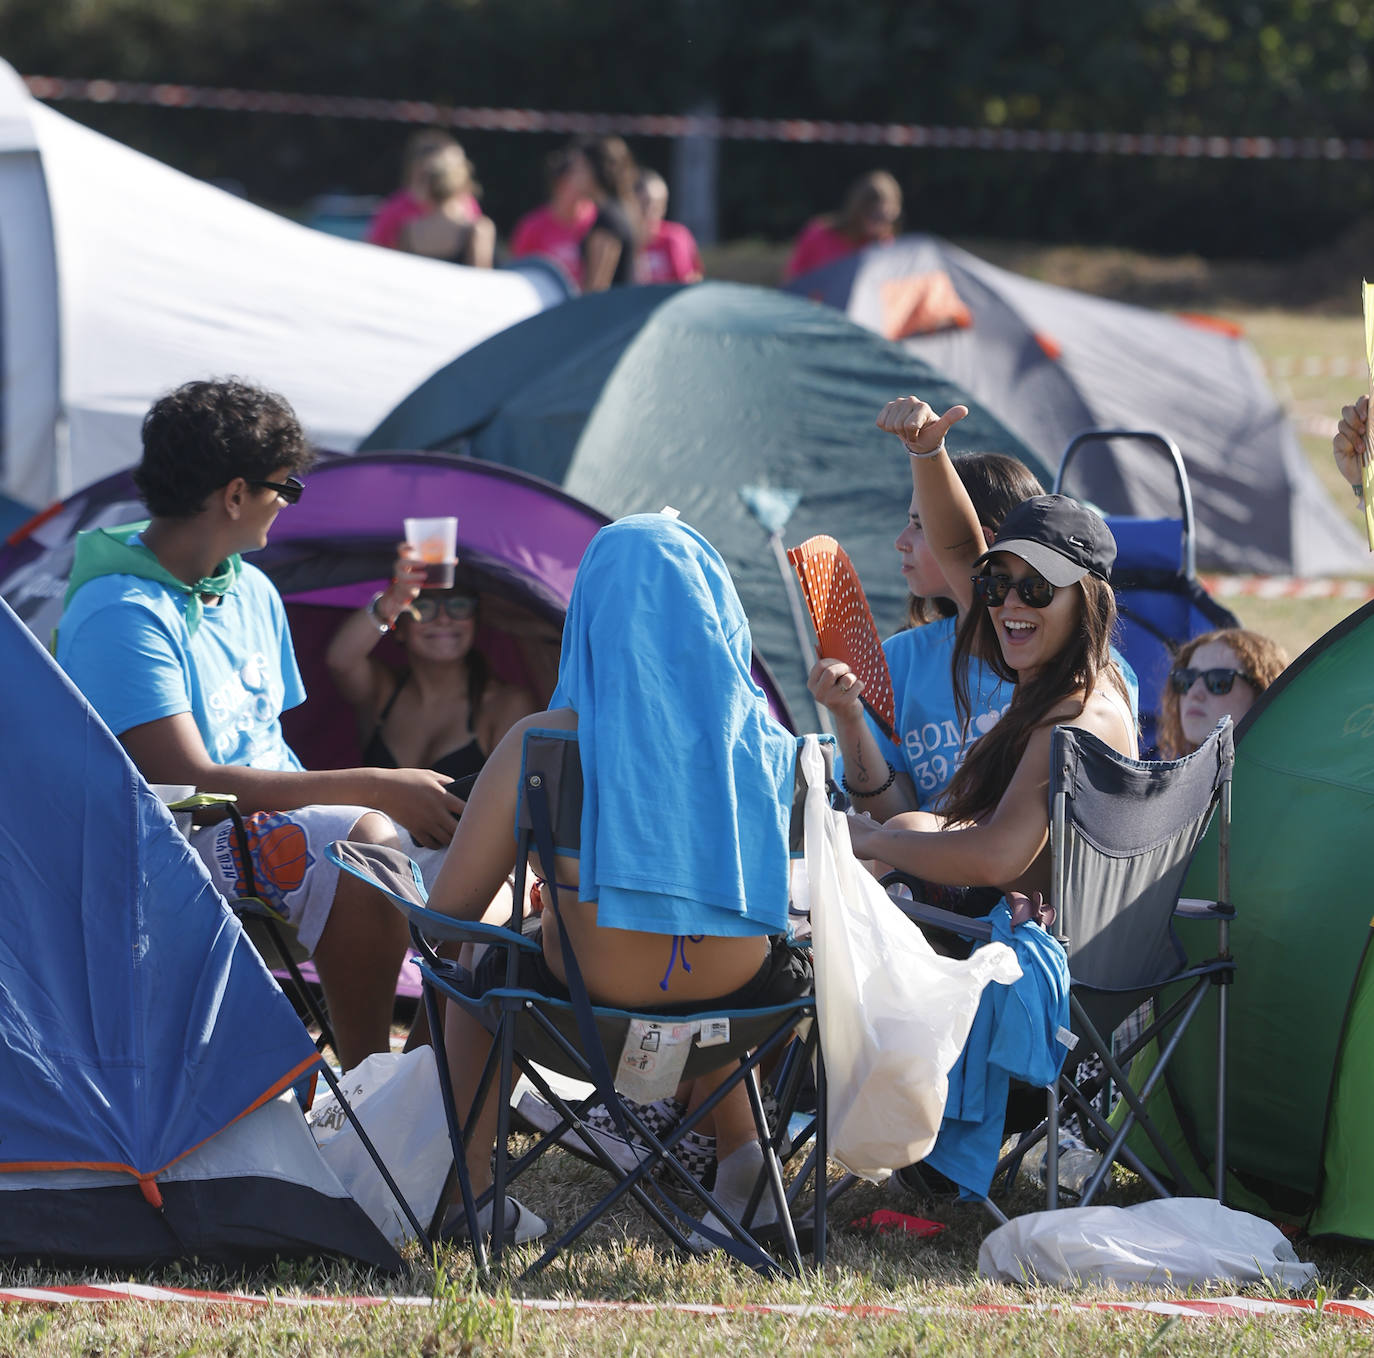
[786,534,898,744]
[848,1209,946,1238]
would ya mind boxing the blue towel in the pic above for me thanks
[924,902,1072,1198]
[549,514,797,937]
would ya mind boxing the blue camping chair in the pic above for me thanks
[1055,431,1240,758]
[328,729,833,1277]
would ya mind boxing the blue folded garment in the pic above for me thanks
[925,901,1072,1198]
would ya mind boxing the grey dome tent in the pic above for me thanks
[785,234,1365,578]
[361,281,1050,719]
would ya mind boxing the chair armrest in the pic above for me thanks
[1174,897,1235,920]
[325,839,542,953]
[405,901,544,953]
[164,791,237,812]
[883,884,996,943]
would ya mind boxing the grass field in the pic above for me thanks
[7,242,1374,1354]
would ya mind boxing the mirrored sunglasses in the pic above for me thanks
[408,594,477,623]
[1168,666,1255,696]
[248,476,304,505]
[971,571,1057,609]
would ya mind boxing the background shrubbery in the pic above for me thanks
[4,0,1373,255]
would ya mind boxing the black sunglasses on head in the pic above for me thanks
[1169,666,1256,696]
[249,476,304,505]
[408,594,477,623]
[971,571,1057,609]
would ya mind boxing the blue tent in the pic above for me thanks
[0,597,397,1268]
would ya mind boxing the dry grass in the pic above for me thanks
[2,1146,1370,1355]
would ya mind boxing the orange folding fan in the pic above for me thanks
[786,535,898,745]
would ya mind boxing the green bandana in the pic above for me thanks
[64,520,242,635]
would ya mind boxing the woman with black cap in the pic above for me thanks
[846,398,1138,904]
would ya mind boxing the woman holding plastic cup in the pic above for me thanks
[325,531,534,798]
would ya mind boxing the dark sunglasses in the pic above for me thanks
[248,476,304,505]
[1168,666,1256,697]
[971,571,1057,609]
[408,594,477,623]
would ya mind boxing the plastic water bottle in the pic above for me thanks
[1017,1133,1103,1198]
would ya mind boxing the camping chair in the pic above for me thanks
[889,718,1235,1212]
[159,791,431,1251]
[328,728,833,1278]
[1055,431,1240,756]
[160,792,340,1059]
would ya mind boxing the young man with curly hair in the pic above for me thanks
[58,379,463,1070]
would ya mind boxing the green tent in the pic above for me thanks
[1135,600,1374,1236]
[362,281,1048,721]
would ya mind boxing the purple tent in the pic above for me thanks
[0,452,795,770]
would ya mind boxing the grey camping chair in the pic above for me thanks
[887,718,1234,1213]
[328,728,834,1277]
[1033,717,1235,1208]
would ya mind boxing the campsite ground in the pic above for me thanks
[6,242,1374,1353]
[4,1157,1372,1354]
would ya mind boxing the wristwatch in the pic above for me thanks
[368,591,394,633]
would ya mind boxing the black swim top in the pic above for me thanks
[361,670,486,783]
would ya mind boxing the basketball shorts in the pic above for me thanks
[190,804,376,955]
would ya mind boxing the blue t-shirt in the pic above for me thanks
[867,616,1012,807]
[859,615,1140,809]
[57,560,306,770]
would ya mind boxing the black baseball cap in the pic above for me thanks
[971,494,1116,587]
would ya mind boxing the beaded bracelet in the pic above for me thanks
[841,762,898,797]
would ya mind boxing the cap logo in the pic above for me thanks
[1068,535,1088,548]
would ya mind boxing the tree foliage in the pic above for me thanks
[3,0,1372,254]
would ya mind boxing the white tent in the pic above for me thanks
[0,59,565,509]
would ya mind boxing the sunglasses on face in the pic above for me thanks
[408,595,477,623]
[1169,666,1256,697]
[971,571,1057,609]
[248,476,304,505]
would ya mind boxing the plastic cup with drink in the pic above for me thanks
[403,516,458,589]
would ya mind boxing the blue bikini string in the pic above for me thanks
[660,934,706,991]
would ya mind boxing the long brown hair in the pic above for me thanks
[906,452,1046,627]
[1155,627,1287,759]
[938,572,1123,825]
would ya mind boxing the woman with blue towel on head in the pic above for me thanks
[847,398,1139,903]
[425,513,811,1244]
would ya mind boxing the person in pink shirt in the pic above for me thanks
[782,169,903,282]
[366,129,481,250]
[634,169,704,285]
[509,145,597,288]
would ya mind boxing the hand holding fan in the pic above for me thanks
[786,535,899,745]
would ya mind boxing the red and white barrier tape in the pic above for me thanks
[21,75,1374,160]
[1265,355,1366,380]
[1200,575,1374,601]
[0,1283,1369,1323]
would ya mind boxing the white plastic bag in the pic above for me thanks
[978,1198,1317,1290]
[307,1048,451,1245]
[802,736,1021,1182]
